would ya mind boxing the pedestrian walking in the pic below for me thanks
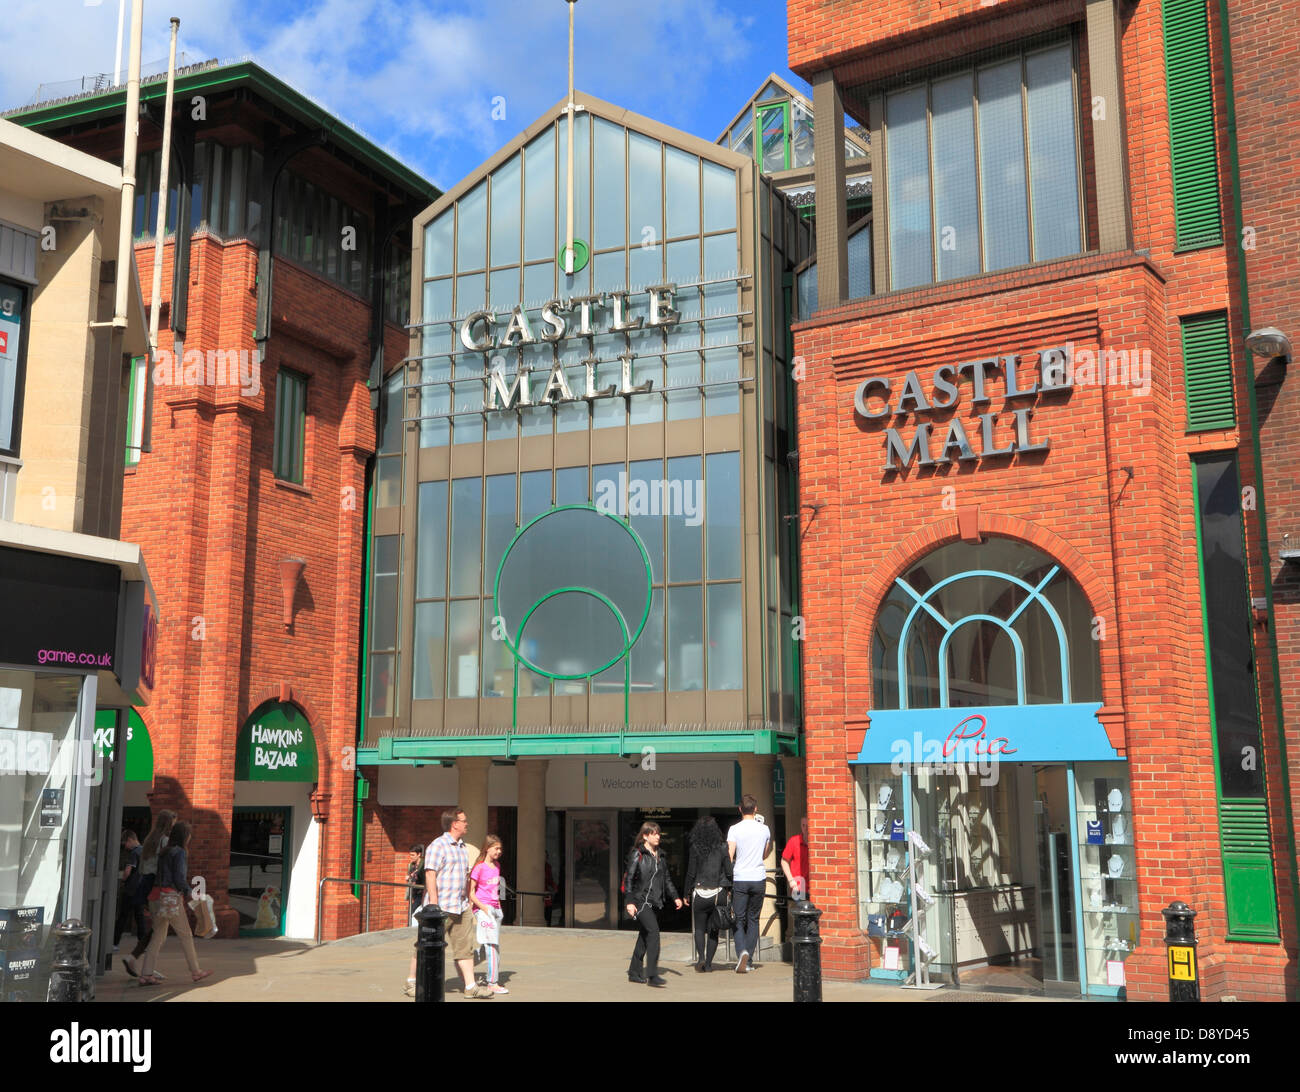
[727,794,771,973]
[406,844,425,924]
[121,809,176,979]
[684,816,732,972]
[469,835,508,994]
[780,816,810,901]
[138,820,213,986]
[112,830,146,950]
[623,821,682,988]
[419,806,493,999]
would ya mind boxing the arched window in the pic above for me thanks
[872,539,1100,710]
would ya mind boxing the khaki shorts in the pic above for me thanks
[445,910,475,961]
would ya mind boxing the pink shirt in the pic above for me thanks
[470,862,500,908]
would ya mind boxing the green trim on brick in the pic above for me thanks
[1163,0,1223,249]
[1181,312,1235,431]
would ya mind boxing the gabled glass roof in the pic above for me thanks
[715,72,869,172]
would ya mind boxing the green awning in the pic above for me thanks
[358,727,798,764]
[93,708,154,782]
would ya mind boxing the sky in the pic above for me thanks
[6,0,805,191]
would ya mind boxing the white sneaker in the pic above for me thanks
[735,951,750,974]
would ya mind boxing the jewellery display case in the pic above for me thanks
[1074,762,1139,990]
[855,767,910,977]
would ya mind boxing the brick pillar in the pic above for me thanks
[516,760,549,924]
[737,754,779,952]
[457,756,491,866]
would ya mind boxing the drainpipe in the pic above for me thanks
[147,18,180,352]
[1217,0,1300,994]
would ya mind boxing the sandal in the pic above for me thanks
[191,969,213,983]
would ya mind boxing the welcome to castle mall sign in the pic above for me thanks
[853,347,1077,472]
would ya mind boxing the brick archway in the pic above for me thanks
[843,512,1122,724]
[244,683,331,797]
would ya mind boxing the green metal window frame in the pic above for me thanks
[756,101,792,173]
[1163,0,1224,250]
[1181,311,1235,431]
[1190,454,1280,940]
[492,503,653,730]
[272,367,307,483]
[124,355,146,466]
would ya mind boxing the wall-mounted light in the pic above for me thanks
[279,557,306,629]
[1246,327,1292,364]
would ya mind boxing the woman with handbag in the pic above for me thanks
[138,820,213,986]
[122,809,175,979]
[623,822,682,988]
[684,815,733,973]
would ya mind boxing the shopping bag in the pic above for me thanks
[189,893,218,938]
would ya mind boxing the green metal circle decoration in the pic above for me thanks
[556,238,590,275]
[493,504,653,682]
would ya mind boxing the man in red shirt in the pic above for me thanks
[781,816,810,901]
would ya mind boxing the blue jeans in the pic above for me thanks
[732,880,765,958]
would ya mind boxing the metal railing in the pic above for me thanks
[315,877,423,945]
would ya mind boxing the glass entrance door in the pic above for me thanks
[1034,766,1078,991]
[567,811,616,928]
[230,807,289,936]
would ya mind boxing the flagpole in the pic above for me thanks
[565,0,577,275]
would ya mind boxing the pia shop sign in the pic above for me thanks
[234,702,317,783]
[853,347,1074,471]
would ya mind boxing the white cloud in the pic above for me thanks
[4,0,759,189]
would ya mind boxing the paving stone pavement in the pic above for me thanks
[95,926,1058,1003]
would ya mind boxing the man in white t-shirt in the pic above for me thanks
[727,794,771,973]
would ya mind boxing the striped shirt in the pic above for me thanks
[426,833,470,914]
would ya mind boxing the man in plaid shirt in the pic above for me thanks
[424,806,492,999]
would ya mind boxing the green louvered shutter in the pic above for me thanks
[1219,800,1280,936]
[1163,0,1223,249]
[1182,312,1234,430]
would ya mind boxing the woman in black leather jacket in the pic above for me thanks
[623,822,682,987]
[684,816,733,972]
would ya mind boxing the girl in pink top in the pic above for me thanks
[469,835,507,994]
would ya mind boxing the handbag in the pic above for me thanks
[709,890,736,934]
[156,888,184,919]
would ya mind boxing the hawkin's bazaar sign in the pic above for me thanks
[854,346,1075,471]
[453,284,684,410]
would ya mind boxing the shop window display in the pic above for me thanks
[1074,763,1139,990]
[855,768,910,972]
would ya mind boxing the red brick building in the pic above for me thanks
[10,60,437,941]
[790,0,1297,999]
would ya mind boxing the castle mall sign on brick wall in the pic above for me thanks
[853,346,1075,472]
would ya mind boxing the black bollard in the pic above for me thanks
[414,904,448,1003]
[791,900,823,1003]
[1162,900,1199,1002]
[48,919,92,1003]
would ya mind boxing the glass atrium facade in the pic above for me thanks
[364,96,810,750]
